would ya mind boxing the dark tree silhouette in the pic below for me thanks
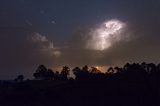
[106,67,114,74]
[72,67,82,80]
[60,66,70,80]
[72,67,81,75]
[82,65,89,72]
[54,71,60,80]
[15,75,24,82]
[46,69,55,80]
[33,65,48,80]
[90,67,101,74]
[114,67,123,73]
[33,65,55,80]
[73,65,90,80]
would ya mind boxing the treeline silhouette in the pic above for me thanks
[0,62,159,106]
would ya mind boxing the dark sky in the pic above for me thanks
[0,0,160,79]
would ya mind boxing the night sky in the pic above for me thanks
[0,0,160,79]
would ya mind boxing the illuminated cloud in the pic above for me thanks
[31,32,61,57]
[86,19,126,51]
[31,32,48,43]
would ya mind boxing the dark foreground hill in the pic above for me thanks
[0,79,159,106]
[0,63,159,106]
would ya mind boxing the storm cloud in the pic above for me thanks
[0,0,160,79]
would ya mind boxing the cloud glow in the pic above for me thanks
[86,19,126,51]
[31,32,61,57]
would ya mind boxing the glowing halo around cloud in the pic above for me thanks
[86,19,126,51]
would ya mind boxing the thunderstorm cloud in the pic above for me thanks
[0,0,160,79]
